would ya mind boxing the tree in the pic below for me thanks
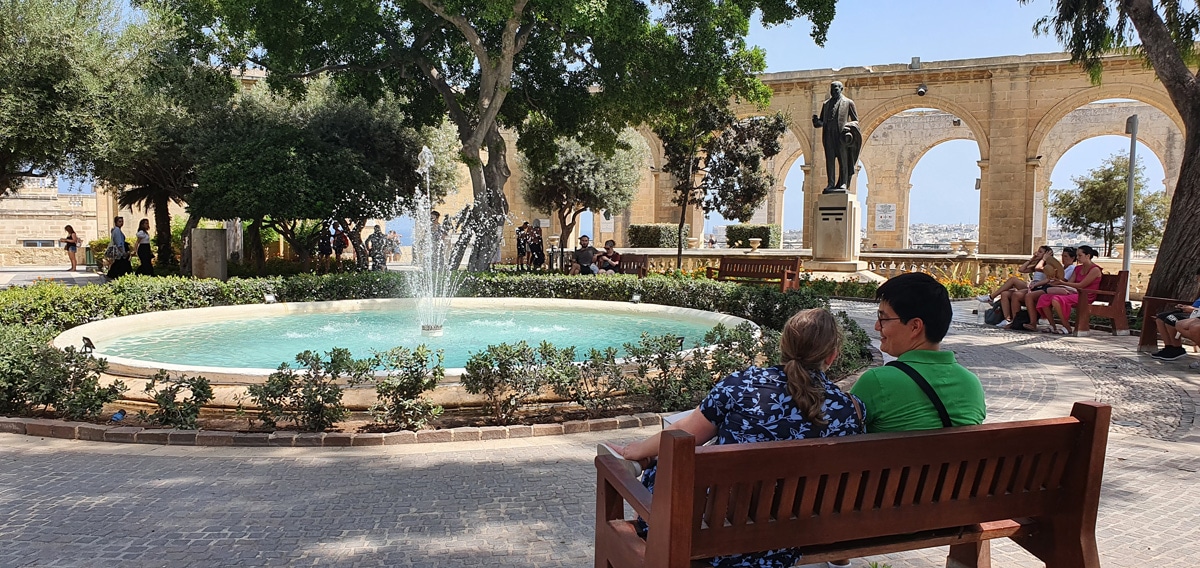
[0,0,140,196]
[159,0,838,270]
[91,28,238,267]
[1021,0,1200,298]
[521,129,649,253]
[1049,153,1168,256]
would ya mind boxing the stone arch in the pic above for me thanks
[857,94,990,160]
[858,108,982,249]
[1027,83,1184,159]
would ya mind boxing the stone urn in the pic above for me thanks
[687,237,699,249]
[748,238,762,252]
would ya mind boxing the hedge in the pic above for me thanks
[725,224,782,249]
[627,223,689,248]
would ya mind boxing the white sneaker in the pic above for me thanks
[1038,318,1049,326]
[995,321,1009,328]
[975,294,993,303]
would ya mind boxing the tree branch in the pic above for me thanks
[1121,0,1200,120]
[416,0,492,71]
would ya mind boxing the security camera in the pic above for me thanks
[917,84,927,96]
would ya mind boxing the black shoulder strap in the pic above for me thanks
[886,361,953,428]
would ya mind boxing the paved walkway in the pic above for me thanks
[2,301,1199,567]
[0,266,106,288]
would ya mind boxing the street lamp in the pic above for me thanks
[1123,115,1138,275]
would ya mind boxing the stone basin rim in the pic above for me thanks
[52,297,753,382]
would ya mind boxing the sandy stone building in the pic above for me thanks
[0,179,99,266]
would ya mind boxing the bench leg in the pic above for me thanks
[947,541,991,568]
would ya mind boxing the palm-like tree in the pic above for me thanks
[114,157,192,266]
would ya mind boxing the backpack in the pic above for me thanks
[1010,309,1032,331]
[983,300,1006,326]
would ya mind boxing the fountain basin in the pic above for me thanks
[53,298,751,410]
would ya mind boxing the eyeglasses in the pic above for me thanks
[876,313,903,324]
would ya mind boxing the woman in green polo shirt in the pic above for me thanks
[851,272,987,433]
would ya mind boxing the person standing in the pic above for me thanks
[528,220,545,270]
[332,222,348,260]
[59,225,80,271]
[365,225,388,271]
[516,221,531,270]
[106,216,132,279]
[134,219,154,276]
[317,223,333,267]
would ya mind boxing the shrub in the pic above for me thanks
[549,347,625,419]
[828,311,873,381]
[246,349,373,431]
[368,346,445,431]
[701,323,763,381]
[32,347,124,421]
[140,371,214,430]
[462,341,571,425]
[724,285,829,331]
[627,223,689,248]
[0,325,59,414]
[622,333,693,412]
[725,224,782,249]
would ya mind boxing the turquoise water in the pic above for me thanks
[96,306,718,369]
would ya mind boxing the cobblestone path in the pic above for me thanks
[1,300,1197,567]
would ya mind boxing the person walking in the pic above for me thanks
[134,219,154,276]
[106,217,132,279]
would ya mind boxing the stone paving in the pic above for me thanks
[1,299,1199,567]
[0,266,106,288]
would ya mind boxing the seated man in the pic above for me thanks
[1152,267,1200,361]
[852,272,987,432]
[595,240,622,274]
[569,235,600,275]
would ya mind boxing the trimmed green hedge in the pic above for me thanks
[725,224,782,249]
[627,223,689,248]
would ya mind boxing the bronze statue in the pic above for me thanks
[812,81,862,194]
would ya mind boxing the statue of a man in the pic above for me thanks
[812,81,862,193]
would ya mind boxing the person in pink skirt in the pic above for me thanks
[1035,244,1104,334]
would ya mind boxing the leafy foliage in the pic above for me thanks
[245,349,373,431]
[622,333,692,412]
[368,346,445,431]
[1049,152,1168,256]
[462,341,572,425]
[725,224,783,249]
[140,370,214,430]
[549,347,626,420]
[521,128,649,249]
[828,311,873,381]
[627,224,691,248]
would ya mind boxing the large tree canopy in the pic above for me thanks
[1049,153,1168,256]
[0,0,151,196]
[521,128,649,250]
[1022,0,1200,299]
[158,0,838,269]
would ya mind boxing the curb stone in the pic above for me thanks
[0,412,658,448]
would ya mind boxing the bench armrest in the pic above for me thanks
[596,456,653,520]
[706,266,718,279]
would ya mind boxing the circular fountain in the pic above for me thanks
[54,298,750,409]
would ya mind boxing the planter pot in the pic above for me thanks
[748,238,762,252]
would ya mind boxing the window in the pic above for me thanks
[22,240,57,248]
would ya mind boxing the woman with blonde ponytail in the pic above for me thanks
[609,308,865,568]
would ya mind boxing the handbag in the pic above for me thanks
[104,243,125,260]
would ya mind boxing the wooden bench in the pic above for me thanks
[1138,295,1197,352]
[704,257,802,292]
[1075,270,1129,336]
[618,254,648,279]
[595,401,1110,568]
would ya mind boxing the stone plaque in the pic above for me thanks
[599,212,615,233]
[875,203,897,232]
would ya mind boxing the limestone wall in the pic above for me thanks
[0,181,99,266]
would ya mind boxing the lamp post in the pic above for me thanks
[1123,115,1138,275]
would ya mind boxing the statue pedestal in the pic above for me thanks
[192,228,228,280]
[810,192,866,272]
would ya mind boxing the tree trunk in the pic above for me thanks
[1147,128,1200,299]
[152,194,175,266]
[342,218,369,271]
[245,217,266,277]
[178,213,200,276]
[467,126,512,271]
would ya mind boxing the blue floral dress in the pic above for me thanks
[639,365,866,568]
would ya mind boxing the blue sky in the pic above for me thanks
[741,0,1167,231]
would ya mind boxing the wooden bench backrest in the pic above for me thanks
[646,402,1109,563]
[1096,271,1128,304]
[715,257,801,278]
[619,254,648,277]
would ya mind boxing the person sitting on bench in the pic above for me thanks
[852,272,987,433]
[569,235,600,275]
[976,247,1049,325]
[1151,267,1200,361]
[607,308,865,568]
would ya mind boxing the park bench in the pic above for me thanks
[618,254,648,278]
[595,401,1109,568]
[1074,270,1129,336]
[1138,294,1198,352]
[704,257,802,292]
